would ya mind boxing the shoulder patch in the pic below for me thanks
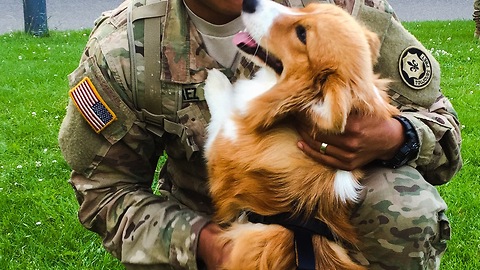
[398,46,433,90]
[69,77,117,133]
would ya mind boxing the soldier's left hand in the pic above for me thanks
[296,113,404,171]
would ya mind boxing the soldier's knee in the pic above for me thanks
[350,166,450,269]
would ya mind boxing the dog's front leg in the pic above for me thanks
[204,69,235,149]
[204,68,234,120]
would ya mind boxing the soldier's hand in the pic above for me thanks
[296,113,404,171]
[197,223,232,269]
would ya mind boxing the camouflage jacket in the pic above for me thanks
[58,0,462,268]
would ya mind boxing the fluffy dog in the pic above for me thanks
[203,0,399,269]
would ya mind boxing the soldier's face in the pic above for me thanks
[185,0,244,24]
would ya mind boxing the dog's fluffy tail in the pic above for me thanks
[219,222,366,270]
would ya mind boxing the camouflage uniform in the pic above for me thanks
[475,0,480,38]
[58,0,462,269]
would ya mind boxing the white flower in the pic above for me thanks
[35,222,42,225]
[16,165,23,169]
[31,112,37,117]
[18,55,23,60]
[52,160,57,163]
[35,161,42,167]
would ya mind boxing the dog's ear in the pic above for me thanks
[307,73,352,133]
[241,79,306,131]
[363,26,381,65]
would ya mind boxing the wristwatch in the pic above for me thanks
[381,116,420,169]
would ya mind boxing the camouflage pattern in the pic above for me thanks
[348,166,450,270]
[474,0,480,38]
[364,0,395,14]
[58,0,461,269]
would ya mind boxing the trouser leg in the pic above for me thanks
[348,166,450,270]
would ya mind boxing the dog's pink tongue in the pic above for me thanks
[233,31,257,48]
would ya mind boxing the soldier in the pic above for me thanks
[58,0,462,269]
[475,0,480,38]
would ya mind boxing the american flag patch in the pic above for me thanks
[69,77,117,133]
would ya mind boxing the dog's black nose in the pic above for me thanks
[243,0,258,13]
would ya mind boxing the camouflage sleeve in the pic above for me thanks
[58,5,210,268]
[62,122,209,268]
[357,0,463,185]
[399,95,462,185]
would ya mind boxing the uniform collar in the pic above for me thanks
[161,0,223,84]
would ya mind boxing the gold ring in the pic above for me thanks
[319,142,328,154]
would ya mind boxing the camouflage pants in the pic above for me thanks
[349,165,450,270]
[474,0,480,26]
[130,166,450,270]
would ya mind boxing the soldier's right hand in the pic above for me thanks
[197,223,232,269]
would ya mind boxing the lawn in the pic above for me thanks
[0,20,478,269]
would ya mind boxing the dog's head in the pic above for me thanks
[235,0,395,133]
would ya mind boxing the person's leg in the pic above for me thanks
[348,166,450,270]
[474,0,480,38]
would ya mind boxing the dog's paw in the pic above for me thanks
[204,69,232,104]
[205,68,235,118]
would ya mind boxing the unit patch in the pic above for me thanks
[398,46,433,90]
[69,77,117,133]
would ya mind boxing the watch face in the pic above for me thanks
[398,46,433,90]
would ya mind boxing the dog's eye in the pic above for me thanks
[295,25,307,45]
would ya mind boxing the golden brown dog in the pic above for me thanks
[203,0,399,269]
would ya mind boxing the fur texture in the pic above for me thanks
[204,1,399,269]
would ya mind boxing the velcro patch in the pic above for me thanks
[69,77,117,133]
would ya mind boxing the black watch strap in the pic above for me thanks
[381,116,420,169]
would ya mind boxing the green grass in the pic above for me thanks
[0,20,479,269]
[0,30,122,269]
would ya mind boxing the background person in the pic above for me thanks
[474,0,480,38]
